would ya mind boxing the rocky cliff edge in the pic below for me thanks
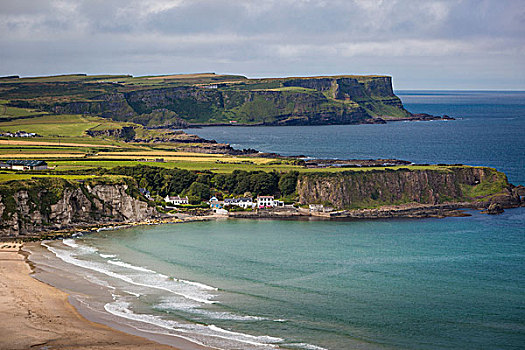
[0,177,157,237]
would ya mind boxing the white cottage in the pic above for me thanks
[165,195,189,205]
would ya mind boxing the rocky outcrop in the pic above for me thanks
[483,202,504,215]
[297,167,520,210]
[0,178,157,237]
[86,126,136,140]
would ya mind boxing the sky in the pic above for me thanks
[0,0,524,89]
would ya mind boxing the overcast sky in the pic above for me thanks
[1,0,523,89]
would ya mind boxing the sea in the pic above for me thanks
[30,91,525,350]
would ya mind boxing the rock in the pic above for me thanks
[86,126,136,140]
[0,178,158,237]
[483,202,504,215]
[297,167,514,210]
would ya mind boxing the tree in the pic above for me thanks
[278,171,299,196]
[250,172,278,195]
[186,182,211,203]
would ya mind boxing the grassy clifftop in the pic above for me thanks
[297,167,517,210]
[0,73,412,127]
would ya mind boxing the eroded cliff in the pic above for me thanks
[0,177,157,237]
[297,167,521,210]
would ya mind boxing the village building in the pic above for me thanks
[164,195,189,205]
[208,196,224,209]
[5,160,48,170]
[224,197,254,209]
[256,196,274,208]
[256,196,284,208]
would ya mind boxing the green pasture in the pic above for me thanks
[46,158,459,174]
[0,173,122,183]
[0,114,100,136]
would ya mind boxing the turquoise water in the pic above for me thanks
[40,91,525,349]
[48,210,525,350]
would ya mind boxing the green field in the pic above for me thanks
[44,158,459,174]
[0,114,101,136]
[0,100,44,119]
[0,173,124,183]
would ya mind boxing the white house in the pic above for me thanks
[256,196,274,208]
[224,197,254,209]
[165,195,189,205]
[238,197,255,209]
[256,196,285,208]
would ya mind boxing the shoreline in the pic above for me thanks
[23,240,279,350]
[184,112,454,128]
[0,242,190,350]
[3,199,522,242]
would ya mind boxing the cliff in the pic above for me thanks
[3,74,414,127]
[0,177,157,237]
[297,167,522,210]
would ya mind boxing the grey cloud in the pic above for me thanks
[0,0,523,89]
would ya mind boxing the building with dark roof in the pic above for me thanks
[6,160,48,170]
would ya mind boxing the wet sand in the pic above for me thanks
[0,242,181,350]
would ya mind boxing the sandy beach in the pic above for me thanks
[0,242,181,350]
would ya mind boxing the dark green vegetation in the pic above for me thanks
[0,73,411,127]
[58,165,297,203]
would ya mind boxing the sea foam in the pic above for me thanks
[105,298,282,349]
[43,241,217,304]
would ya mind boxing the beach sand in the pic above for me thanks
[0,242,180,350]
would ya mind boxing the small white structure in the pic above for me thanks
[213,208,228,215]
[309,204,324,211]
[165,195,189,205]
[224,197,254,209]
[273,199,285,207]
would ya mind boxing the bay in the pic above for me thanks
[37,91,525,350]
[45,209,525,350]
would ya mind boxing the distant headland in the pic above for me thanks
[0,73,452,128]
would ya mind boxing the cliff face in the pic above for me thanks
[297,167,520,209]
[0,178,156,237]
[28,75,411,126]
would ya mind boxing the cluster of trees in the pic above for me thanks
[104,165,299,203]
